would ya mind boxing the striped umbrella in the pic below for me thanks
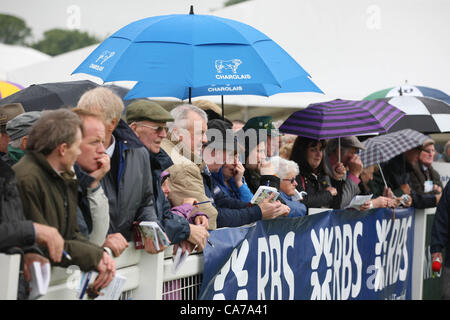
[0,80,23,99]
[279,99,405,140]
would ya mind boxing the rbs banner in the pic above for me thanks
[199,208,414,300]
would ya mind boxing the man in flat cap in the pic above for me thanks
[3,111,41,165]
[0,103,25,157]
[126,99,210,253]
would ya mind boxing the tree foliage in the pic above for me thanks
[224,0,250,7]
[31,28,100,56]
[0,13,32,45]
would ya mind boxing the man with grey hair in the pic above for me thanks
[2,111,41,165]
[270,156,307,217]
[77,87,163,253]
[126,99,209,254]
[162,104,220,231]
[13,108,116,292]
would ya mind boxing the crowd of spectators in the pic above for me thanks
[1,89,450,299]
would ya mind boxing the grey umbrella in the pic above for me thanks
[360,128,428,187]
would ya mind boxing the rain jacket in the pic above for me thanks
[430,182,450,267]
[170,203,209,224]
[278,191,307,217]
[0,158,37,252]
[13,151,103,271]
[100,119,157,241]
[295,171,343,209]
[160,136,219,229]
[374,154,438,208]
[202,165,263,228]
[211,167,253,203]
[1,158,44,299]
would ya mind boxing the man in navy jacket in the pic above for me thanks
[202,119,290,227]
[431,182,450,299]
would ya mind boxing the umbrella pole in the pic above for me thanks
[189,87,192,104]
[221,95,224,120]
[377,163,388,189]
[338,137,341,163]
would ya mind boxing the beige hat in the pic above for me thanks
[0,103,25,132]
[328,136,366,152]
[422,136,435,148]
[192,99,222,116]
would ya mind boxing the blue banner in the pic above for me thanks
[199,208,415,300]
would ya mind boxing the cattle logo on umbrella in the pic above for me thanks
[89,50,116,72]
[215,58,251,80]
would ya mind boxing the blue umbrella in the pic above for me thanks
[123,75,322,101]
[72,7,320,92]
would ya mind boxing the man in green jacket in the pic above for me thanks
[13,109,115,292]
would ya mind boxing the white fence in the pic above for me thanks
[0,207,440,300]
[0,245,204,300]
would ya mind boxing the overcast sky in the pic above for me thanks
[0,0,226,41]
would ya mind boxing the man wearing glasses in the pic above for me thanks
[126,100,209,253]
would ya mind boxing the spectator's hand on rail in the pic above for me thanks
[259,193,285,220]
[188,224,209,252]
[93,251,116,291]
[143,231,170,254]
[173,240,196,256]
[359,200,372,211]
[23,253,49,282]
[33,223,64,263]
[103,233,129,257]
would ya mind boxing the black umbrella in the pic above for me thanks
[0,80,99,111]
[0,80,133,111]
[375,96,450,133]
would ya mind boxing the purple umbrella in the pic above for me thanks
[279,99,406,162]
[279,99,405,140]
